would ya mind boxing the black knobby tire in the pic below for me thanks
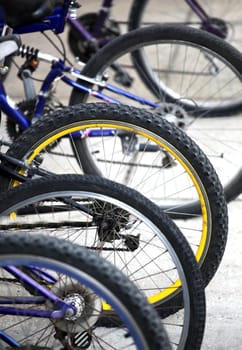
[0,173,206,349]
[0,103,228,290]
[0,232,171,350]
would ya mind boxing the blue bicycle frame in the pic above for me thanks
[0,52,158,138]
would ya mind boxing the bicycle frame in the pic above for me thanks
[67,0,116,47]
[0,264,74,347]
[185,0,227,38]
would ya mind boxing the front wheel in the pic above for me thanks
[0,232,171,349]
[0,103,228,291]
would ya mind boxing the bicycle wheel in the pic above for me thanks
[69,24,242,201]
[0,174,206,349]
[128,0,242,50]
[72,24,242,116]
[0,232,171,349]
[0,103,228,291]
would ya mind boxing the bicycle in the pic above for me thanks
[0,232,172,349]
[2,0,242,113]
[0,2,229,291]
[0,100,228,294]
[68,0,242,61]
[0,1,241,203]
[0,172,207,349]
[2,0,241,64]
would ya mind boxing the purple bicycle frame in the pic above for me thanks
[0,264,75,347]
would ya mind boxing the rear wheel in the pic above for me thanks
[0,103,228,290]
[0,174,206,349]
[70,24,242,202]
